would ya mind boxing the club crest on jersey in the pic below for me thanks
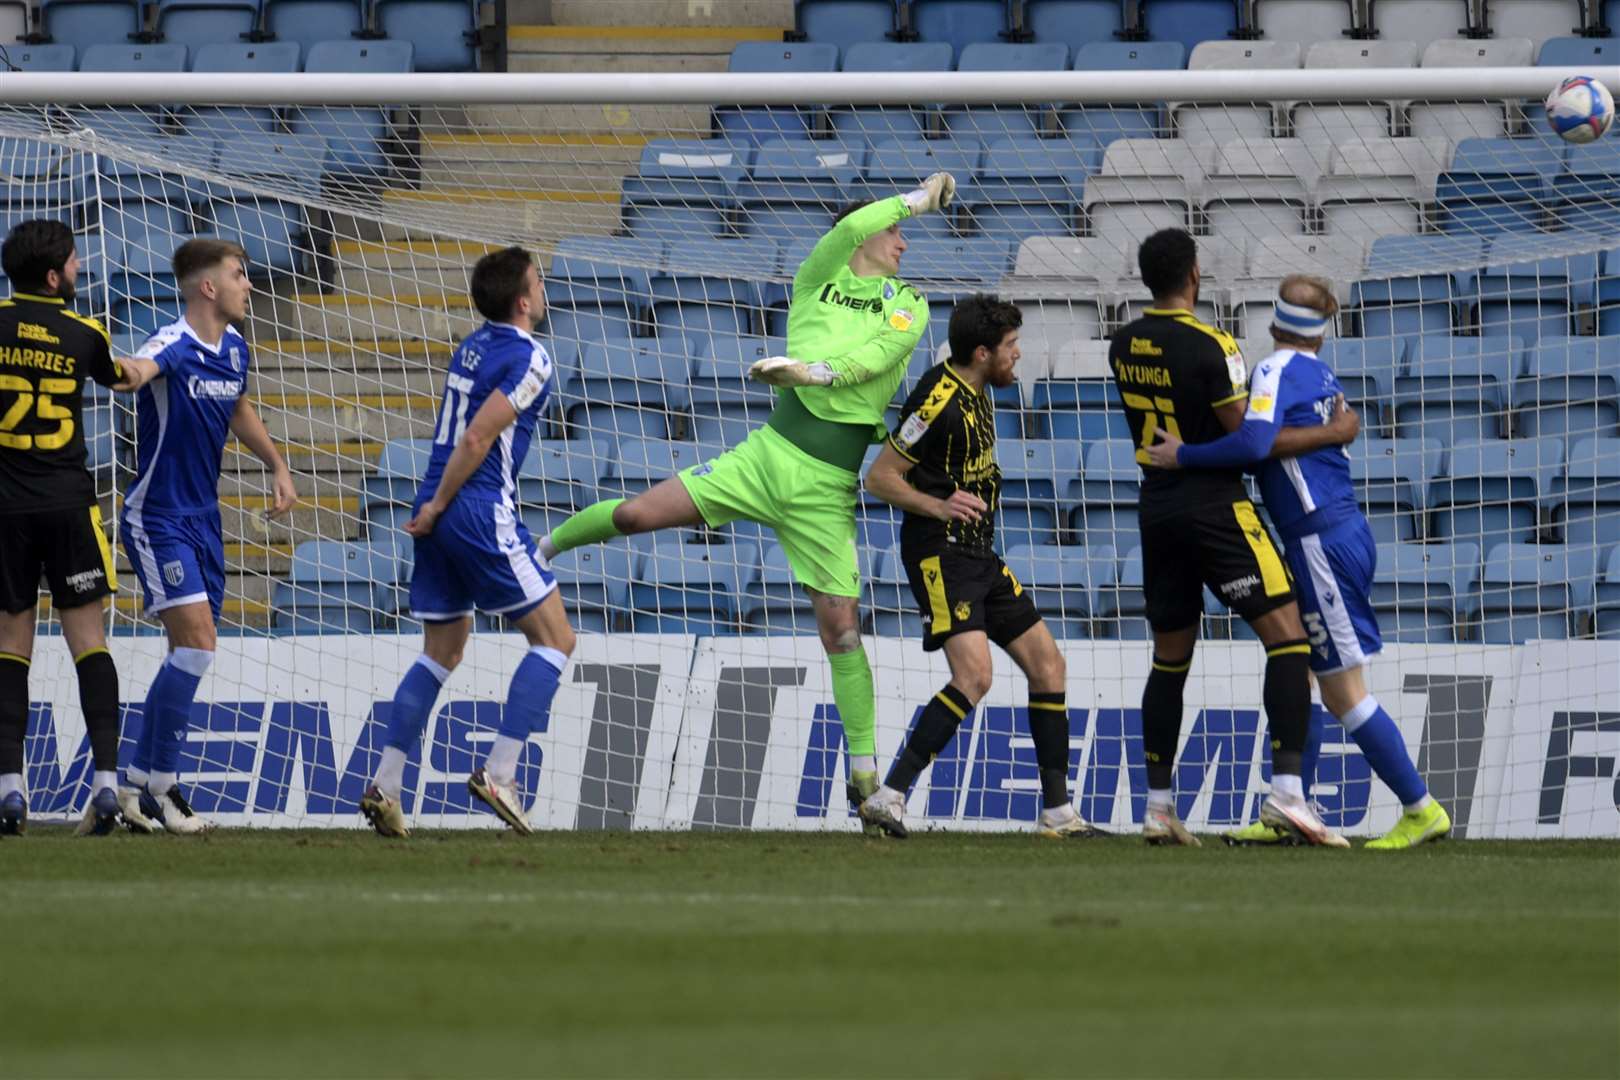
[883,282,895,301]
[163,561,185,587]
[228,347,242,372]
[888,309,914,332]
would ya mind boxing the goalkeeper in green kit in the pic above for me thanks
[538,172,957,831]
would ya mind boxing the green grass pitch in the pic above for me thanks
[4,830,1616,1078]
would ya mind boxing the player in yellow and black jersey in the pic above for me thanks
[0,219,134,837]
[858,294,1100,840]
[1108,228,1343,847]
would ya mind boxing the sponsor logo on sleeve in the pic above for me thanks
[896,412,930,448]
[1226,351,1247,388]
[888,309,915,332]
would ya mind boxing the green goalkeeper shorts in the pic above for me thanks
[677,425,862,598]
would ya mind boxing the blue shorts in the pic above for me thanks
[1282,517,1383,675]
[120,508,226,621]
[408,498,556,623]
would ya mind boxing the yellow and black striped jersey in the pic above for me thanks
[888,361,1000,555]
[1109,307,1249,523]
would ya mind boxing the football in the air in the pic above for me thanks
[1544,75,1614,144]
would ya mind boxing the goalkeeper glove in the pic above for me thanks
[748,356,835,388]
[903,172,957,216]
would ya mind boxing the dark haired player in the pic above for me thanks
[859,294,1101,839]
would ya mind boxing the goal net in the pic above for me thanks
[7,66,1618,837]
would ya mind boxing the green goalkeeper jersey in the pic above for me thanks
[783,195,930,433]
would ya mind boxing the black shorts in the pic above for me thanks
[902,547,1042,653]
[0,505,118,614]
[1140,498,1295,632]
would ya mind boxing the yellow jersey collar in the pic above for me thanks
[12,292,64,305]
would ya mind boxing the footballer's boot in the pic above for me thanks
[1222,820,1295,847]
[848,769,883,837]
[1365,801,1451,851]
[858,786,908,839]
[146,786,214,835]
[359,784,409,839]
[116,785,160,834]
[0,791,26,836]
[1038,804,1107,839]
[75,787,123,837]
[1143,803,1201,847]
[468,768,532,835]
[1260,793,1350,848]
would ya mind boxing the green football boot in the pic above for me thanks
[848,769,883,837]
[1365,801,1451,850]
[1222,820,1295,847]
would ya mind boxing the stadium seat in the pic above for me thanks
[76,44,189,139]
[742,544,819,634]
[651,238,773,341]
[1142,0,1239,55]
[795,0,898,54]
[1513,337,1620,441]
[949,42,1070,137]
[899,235,1017,294]
[997,438,1068,545]
[155,0,259,51]
[1593,546,1620,639]
[834,43,953,139]
[963,135,1099,240]
[1437,137,1565,236]
[1486,0,1584,52]
[208,195,309,276]
[6,44,76,71]
[549,542,637,633]
[1365,0,1472,52]
[566,338,693,442]
[517,437,612,512]
[296,41,414,174]
[1350,234,1483,339]
[621,140,750,241]
[867,545,923,637]
[1475,541,1588,642]
[1601,249,1620,335]
[260,0,365,64]
[1473,243,1599,343]
[37,0,141,55]
[1227,234,1365,340]
[1061,41,1185,145]
[607,437,704,495]
[1411,39,1536,142]
[630,538,759,635]
[1537,36,1620,67]
[0,135,84,204]
[1177,40,1299,143]
[1370,540,1478,642]
[863,136,981,238]
[1068,437,1138,546]
[545,236,661,346]
[361,438,431,533]
[1349,437,1442,543]
[374,0,477,72]
[721,43,838,142]
[1552,436,1620,553]
[1081,138,1201,251]
[1250,0,1354,41]
[909,0,1010,62]
[0,0,28,42]
[1097,545,1151,638]
[1202,138,1318,246]
[1314,136,1450,237]
[1293,41,1418,147]
[1555,140,1620,235]
[1429,438,1563,546]
[1016,298,1109,373]
[1025,0,1124,52]
[1393,335,1523,445]
[1003,543,1115,639]
[688,334,782,447]
[1009,235,1129,292]
[736,138,863,246]
[185,43,301,141]
[1318,335,1405,427]
[273,541,402,633]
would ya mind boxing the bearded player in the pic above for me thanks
[538,173,956,828]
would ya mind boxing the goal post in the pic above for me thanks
[5,66,1617,836]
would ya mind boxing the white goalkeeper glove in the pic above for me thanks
[748,356,835,388]
[903,171,957,216]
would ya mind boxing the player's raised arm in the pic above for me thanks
[229,396,296,519]
[790,174,954,292]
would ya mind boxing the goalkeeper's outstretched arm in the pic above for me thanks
[791,173,956,292]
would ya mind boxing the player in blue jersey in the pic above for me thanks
[358,246,575,839]
[1146,274,1452,850]
[111,239,298,834]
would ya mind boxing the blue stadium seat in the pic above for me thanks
[1370,541,1477,643]
[209,196,309,276]
[1141,0,1238,54]
[1537,36,1619,66]
[649,237,774,341]
[1349,437,1442,544]
[273,540,401,633]
[1066,437,1138,547]
[1436,137,1565,236]
[39,0,141,55]
[361,437,430,533]
[1552,436,1620,553]
[0,138,84,204]
[963,135,1099,240]
[1475,542,1589,642]
[545,236,661,346]
[1393,335,1523,444]
[721,43,839,142]
[834,42,953,140]
[6,44,76,70]
[296,40,414,174]
[607,437,704,495]
[1474,241,1600,342]
[857,503,901,552]
[796,0,898,53]
[566,338,692,442]
[1036,377,1129,444]
[517,437,611,511]
[186,43,301,141]
[77,44,189,139]
[374,0,477,72]
[866,545,922,637]
[949,42,1070,136]
[1594,546,1620,639]
[1429,438,1563,546]
[155,0,259,51]
[742,543,819,633]
[998,438,1068,546]
[1061,41,1184,144]
[622,139,750,240]
[1318,336,1405,429]
[1555,139,1620,235]
[550,542,636,633]
[863,136,981,238]
[630,538,759,634]
[1601,249,1620,336]
[909,0,1010,62]
[1004,543,1115,639]
[260,0,365,64]
[689,334,781,447]
[1513,337,1620,440]
[736,138,863,246]
[1351,235,1483,339]
[1097,545,1150,638]
[899,235,1016,295]
[1025,0,1125,53]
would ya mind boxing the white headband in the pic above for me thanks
[1271,298,1331,338]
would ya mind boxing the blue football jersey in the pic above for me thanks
[126,319,249,516]
[1245,348,1361,541]
[417,321,554,510]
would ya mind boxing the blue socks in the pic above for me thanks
[1339,694,1429,808]
[487,646,566,785]
[1300,709,1325,800]
[131,648,212,793]
[383,656,450,754]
